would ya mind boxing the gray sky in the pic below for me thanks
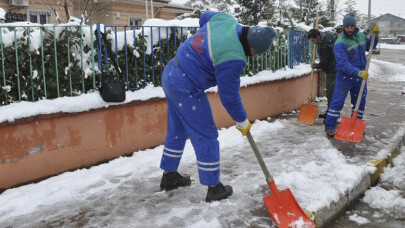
[170,0,405,19]
[355,0,405,18]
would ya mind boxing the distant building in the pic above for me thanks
[0,0,192,25]
[369,13,405,38]
[71,0,193,27]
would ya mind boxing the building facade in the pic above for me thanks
[369,13,405,38]
[0,0,192,25]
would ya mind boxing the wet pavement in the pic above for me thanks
[268,48,405,226]
[330,146,405,228]
[373,48,405,64]
[325,48,405,227]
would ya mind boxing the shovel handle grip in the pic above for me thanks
[246,131,274,184]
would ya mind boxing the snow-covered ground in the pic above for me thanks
[1,59,404,227]
[370,59,405,82]
[0,119,375,227]
[379,43,405,50]
[334,147,405,227]
[363,149,405,217]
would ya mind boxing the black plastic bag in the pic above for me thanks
[95,28,126,103]
[100,81,126,102]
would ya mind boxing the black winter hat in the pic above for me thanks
[308,29,320,39]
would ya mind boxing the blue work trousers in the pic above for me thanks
[160,59,220,186]
[325,76,367,130]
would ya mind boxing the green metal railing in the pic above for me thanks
[0,24,308,106]
[0,25,98,105]
[242,30,291,76]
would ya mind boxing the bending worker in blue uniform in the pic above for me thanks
[324,13,379,137]
[159,11,276,202]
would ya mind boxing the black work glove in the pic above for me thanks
[312,63,320,69]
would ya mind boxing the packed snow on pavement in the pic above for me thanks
[334,147,405,227]
[0,118,375,228]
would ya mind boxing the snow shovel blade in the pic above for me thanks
[334,113,366,143]
[297,99,318,125]
[263,182,315,228]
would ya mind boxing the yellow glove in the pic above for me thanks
[358,71,369,80]
[372,25,380,35]
[236,119,251,136]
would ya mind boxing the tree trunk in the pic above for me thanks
[64,0,70,22]
[329,0,336,22]
[300,0,303,22]
[305,0,314,25]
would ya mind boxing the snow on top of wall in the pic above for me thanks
[143,18,199,27]
[0,8,5,20]
[0,64,311,124]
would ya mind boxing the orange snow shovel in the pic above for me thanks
[246,131,315,227]
[297,13,319,125]
[334,33,377,143]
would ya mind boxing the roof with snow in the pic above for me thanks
[370,13,405,23]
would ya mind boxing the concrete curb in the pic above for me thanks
[309,132,405,227]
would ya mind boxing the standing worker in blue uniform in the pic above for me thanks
[159,11,276,202]
[324,13,379,137]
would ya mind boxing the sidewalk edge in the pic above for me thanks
[311,132,405,227]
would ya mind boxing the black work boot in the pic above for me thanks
[319,110,328,119]
[205,182,233,202]
[160,171,191,191]
[325,129,335,138]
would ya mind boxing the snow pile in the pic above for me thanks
[0,8,5,20]
[369,59,405,82]
[363,151,405,214]
[348,214,370,225]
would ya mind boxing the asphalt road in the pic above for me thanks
[372,48,405,64]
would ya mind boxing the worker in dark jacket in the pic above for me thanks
[308,29,337,118]
[159,11,276,202]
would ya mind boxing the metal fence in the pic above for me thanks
[289,28,310,68]
[0,24,309,106]
[96,24,200,91]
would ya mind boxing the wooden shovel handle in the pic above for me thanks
[308,12,319,100]
[353,33,376,112]
[246,131,275,185]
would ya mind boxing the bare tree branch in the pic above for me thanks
[78,0,113,25]
[38,0,71,24]
[64,0,70,22]
[38,0,113,25]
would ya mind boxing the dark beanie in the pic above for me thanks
[247,26,276,54]
[343,13,356,27]
[308,29,320,39]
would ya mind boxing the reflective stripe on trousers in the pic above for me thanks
[160,59,220,186]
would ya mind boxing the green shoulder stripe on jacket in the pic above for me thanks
[335,32,366,51]
[207,13,246,66]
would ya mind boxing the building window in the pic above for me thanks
[129,17,142,29]
[377,21,389,28]
[28,10,51,24]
